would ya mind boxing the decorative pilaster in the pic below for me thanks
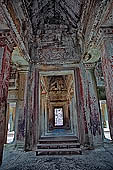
[99,26,113,140]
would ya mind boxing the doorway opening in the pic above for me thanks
[100,100,111,141]
[95,61,111,141]
[7,102,16,143]
[54,107,64,127]
[39,70,78,137]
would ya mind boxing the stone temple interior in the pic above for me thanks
[0,0,113,167]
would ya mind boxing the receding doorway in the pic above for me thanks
[54,107,64,127]
[39,70,78,137]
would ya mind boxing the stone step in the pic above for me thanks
[37,143,80,149]
[36,148,82,156]
[36,136,82,155]
[39,136,79,144]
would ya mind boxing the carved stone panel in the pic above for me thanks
[32,27,81,64]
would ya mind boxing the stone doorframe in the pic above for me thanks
[38,68,78,139]
[25,63,103,150]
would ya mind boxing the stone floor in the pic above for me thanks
[0,143,113,170]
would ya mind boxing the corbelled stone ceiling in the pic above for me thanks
[24,0,84,34]
[23,0,84,64]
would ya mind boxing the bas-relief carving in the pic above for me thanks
[31,27,81,64]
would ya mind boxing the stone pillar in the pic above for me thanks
[65,101,69,128]
[14,71,28,149]
[74,67,89,145]
[0,32,13,165]
[99,26,113,139]
[4,103,10,144]
[71,96,78,135]
[75,64,103,147]
[69,98,74,133]
[44,99,48,135]
[85,64,103,146]
[40,95,45,136]
[25,66,39,151]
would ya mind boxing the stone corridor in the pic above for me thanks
[0,143,113,170]
[0,0,113,168]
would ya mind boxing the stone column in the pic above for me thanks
[74,67,89,145]
[40,95,45,136]
[65,101,69,129]
[71,96,78,135]
[14,71,28,149]
[44,99,48,135]
[4,102,10,144]
[69,98,74,133]
[85,63,103,146]
[0,31,13,165]
[25,66,39,151]
[75,64,103,147]
[99,26,113,139]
